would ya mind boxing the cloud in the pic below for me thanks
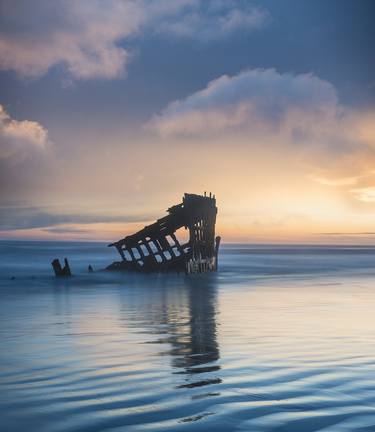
[149,68,375,208]
[309,175,360,187]
[350,187,375,203]
[151,0,268,41]
[149,68,340,139]
[321,232,375,236]
[0,206,156,231]
[43,226,90,235]
[149,68,375,160]
[0,104,48,159]
[0,0,142,80]
[0,0,268,80]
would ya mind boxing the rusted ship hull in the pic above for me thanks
[107,193,220,274]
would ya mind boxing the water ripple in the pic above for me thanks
[2,242,375,431]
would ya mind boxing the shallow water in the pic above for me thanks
[2,241,375,431]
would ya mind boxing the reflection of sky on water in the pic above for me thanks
[2,242,375,430]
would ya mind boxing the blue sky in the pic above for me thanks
[0,0,374,242]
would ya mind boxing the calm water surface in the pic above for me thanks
[1,241,375,431]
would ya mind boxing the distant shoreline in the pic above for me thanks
[1,238,375,248]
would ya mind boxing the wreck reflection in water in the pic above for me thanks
[117,274,221,391]
[172,277,221,390]
[5,242,375,431]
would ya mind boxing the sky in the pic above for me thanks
[0,0,375,243]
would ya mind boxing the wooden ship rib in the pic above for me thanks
[107,193,221,274]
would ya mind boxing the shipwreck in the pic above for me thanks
[107,193,221,274]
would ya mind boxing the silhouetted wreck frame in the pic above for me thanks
[107,193,221,274]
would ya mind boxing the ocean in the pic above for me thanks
[1,241,375,431]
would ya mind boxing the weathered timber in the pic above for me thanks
[51,258,72,277]
[107,193,221,274]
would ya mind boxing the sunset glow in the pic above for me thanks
[0,1,374,244]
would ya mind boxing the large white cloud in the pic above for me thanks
[0,0,268,80]
[150,68,340,138]
[149,68,375,156]
[0,104,48,160]
[0,0,142,80]
[149,68,375,207]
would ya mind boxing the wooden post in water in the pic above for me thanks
[51,258,72,277]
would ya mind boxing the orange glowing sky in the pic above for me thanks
[0,1,374,243]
